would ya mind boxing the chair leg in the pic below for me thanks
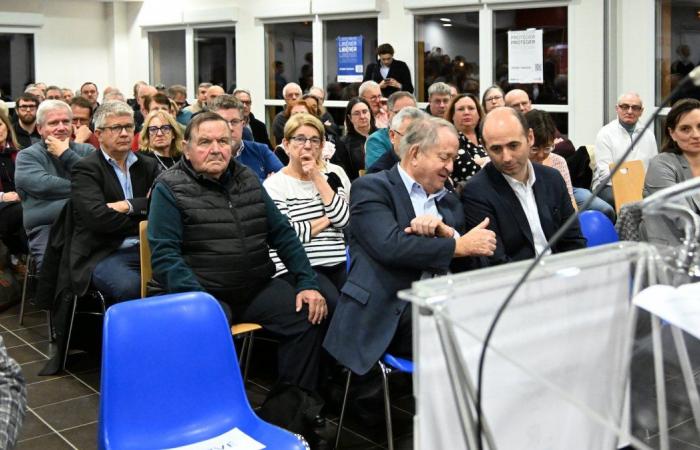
[334,368,352,450]
[47,310,54,343]
[19,255,33,325]
[378,360,394,450]
[62,295,79,371]
[243,332,255,384]
[238,334,249,367]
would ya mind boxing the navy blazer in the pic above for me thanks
[323,165,480,375]
[461,162,586,265]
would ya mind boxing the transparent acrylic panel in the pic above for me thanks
[414,12,479,102]
[265,22,313,99]
[149,30,186,87]
[195,27,236,91]
[0,33,35,100]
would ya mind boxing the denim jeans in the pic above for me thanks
[91,245,141,304]
[573,187,616,223]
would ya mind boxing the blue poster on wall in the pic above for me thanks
[337,35,364,83]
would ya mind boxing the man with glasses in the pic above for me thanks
[272,82,303,145]
[210,95,282,182]
[233,89,274,150]
[69,101,158,303]
[364,91,417,168]
[15,100,95,269]
[12,93,42,149]
[592,92,658,208]
[359,80,389,128]
[461,107,585,264]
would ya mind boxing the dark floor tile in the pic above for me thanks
[6,344,46,365]
[27,376,94,408]
[20,360,60,385]
[0,303,21,318]
[34,393,99,432]
[322,419,382,449]
[12,324,51,344]
[16,410,51,442]
[1,330,25,348]
[73,370,100,392]
[15,433,74,450]
[61,421,98,450]
[0,311,46,331]
[65,351,101,374]
[336,403,413,447]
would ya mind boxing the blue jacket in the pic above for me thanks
[364,128,392,169]
[235,140,283,182]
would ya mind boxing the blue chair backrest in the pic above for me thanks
[578,210,619,247]
[99,292,251,449]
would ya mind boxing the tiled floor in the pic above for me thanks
[1,302,415,450]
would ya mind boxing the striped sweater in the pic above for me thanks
[263,170,349,275]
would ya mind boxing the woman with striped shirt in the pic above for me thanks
[264,113,350,302]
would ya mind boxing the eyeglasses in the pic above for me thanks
[289,135,322,147]
[148,125,173,135]
[227,119,244,127]
[17,105,37,111]
[351,109,370,117]
[238,100,252,106]
[391,129,404,137]
[485,95,503,102]
[101,124,135,134]
[617,104,642,112]
[530,144,555,154]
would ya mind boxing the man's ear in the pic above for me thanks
[527,128,535,147]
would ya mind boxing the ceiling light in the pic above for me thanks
[442,23,452,27]
[440,18,451,22]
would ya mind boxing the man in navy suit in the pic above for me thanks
[461,107,586,265]
[323,116,496,376]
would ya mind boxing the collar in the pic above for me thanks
[101,149,137,168]
[617,119,637,134]
[502,160,536,189]
[234,140,244,158]
[397,164,448,202]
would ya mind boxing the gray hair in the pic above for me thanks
[232,89,251,98]
[428,82,452,98]
[37,100,72,126]
[282,83,302,98]
[398,116,457,160]
[103,91,125,102]
[308,86,325,99]
[359,80,380,99]
[390,106,424,130]
[209,94,245,116]
[387,91,416,112]
[93,101,134,129]
[198,82,213,90]
[617,91,642,106]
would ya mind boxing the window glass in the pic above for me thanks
[415,12,479,102]
[265,22,313,99]
[655,0,700,106]
[195,27,236,91]
[494,7,568,105]
[324,18,378,102]
[0,33,35,101]
[149,30,186,87]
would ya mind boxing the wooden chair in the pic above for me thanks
[138,221,262,381]
[609,159,645,213]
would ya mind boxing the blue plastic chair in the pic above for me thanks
[335,353,413,450]
[99,291,307,450]
[578,210,619,247]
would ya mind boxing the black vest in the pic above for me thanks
[157,159,275,303]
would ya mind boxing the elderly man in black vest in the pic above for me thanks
[148,112,331,428]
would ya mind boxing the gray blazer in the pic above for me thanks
[642,152,700,246]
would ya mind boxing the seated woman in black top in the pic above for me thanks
[139,110,183,171]
[331,97,377,181]
[0,112,27,259]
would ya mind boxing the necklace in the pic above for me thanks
[153,152,170,170]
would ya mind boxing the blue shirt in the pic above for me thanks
[234,140,283,182]
[101,150,139,248]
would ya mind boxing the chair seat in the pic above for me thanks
[382,353,414,373]
[232,323,263,335]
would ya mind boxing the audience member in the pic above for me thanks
[139,110,183,171]
[481,85,505,113]
[12,94,41,149]
[366,106,426,174]
[426,82,452,118]
[307,86,337,131]
[365,91,416,169]
[205,85,225,110]
[45,86,62,101]
[233,89,273,150]
[61,88,74,103]
[272,82,303,144]
[363,43,414,97]
[135,84,158,131]
[331,98,377,181]
[103,90,125,103]
[148,112,330,421]
[592,92,658,208]
[461,107,586,264]
[264,113,350,300]
[643,98,700,245]
[209,95,283,182]
[0,113,27,258]
[445,93,488,187]
[184,82,212,115]
[359,81,389,128]
[24,85,44,103]
[80,82,99,112]
[15,100,94,269]
[69,97,100,149]
[324,115,496,375]
[167,84,193,126]
[70,101,158,303]
[128,81,147,110]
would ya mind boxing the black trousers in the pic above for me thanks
[0,203,27,256]
[386,305,412,360]
[218,277,336,392]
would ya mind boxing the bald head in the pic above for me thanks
[137,85,158,112]
[504,89,532,113]
[206,85,226,108]
[481,107,533,182]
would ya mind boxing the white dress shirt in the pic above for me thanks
[502,161,551,257]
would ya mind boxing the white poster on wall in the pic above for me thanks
[508,29,543,84]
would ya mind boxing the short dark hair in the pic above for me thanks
[146,93,171,111]
[69,96,93,112]
[663,98,700,154]
[167,84,187,98]
[524,109,556,147]
[80,82,98,92]
[446,93,484,131]
[376,43,394,56]
[184,111,229,141]
[15,93,40,106]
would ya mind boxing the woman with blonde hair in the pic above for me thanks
[139,110,183,171]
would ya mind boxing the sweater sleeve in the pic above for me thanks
[148,183,205,293]
[262,189,320,292]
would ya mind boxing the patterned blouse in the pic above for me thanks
[453,132,488,184]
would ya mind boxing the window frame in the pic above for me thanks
[0,27,38,106]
